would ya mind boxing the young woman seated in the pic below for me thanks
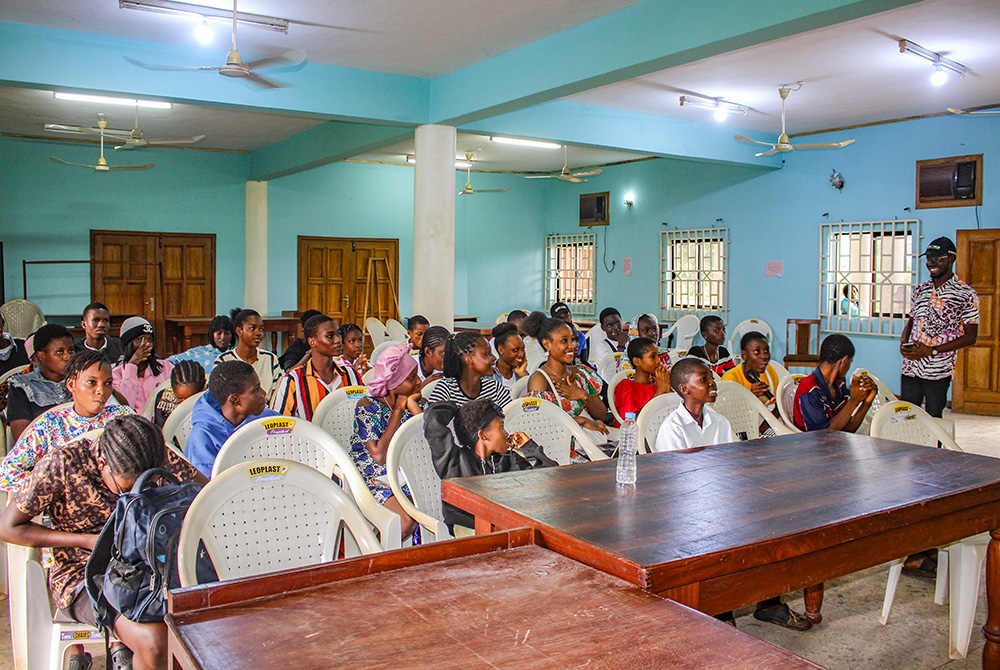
[406,315,430,348]
[427,332,512,407]
[337,323,369,374]
[349,342,420,542]
[75,302,123,363]
[614,337,671,419]
[687,315,736,376]
[6,324,74,442]
[524,315,609,435]
[721,331,779,408]
[0,414,205,670]
[491,323,527,392]
[167,314,235,375]
[415,325,449,388]
[0,350,133,493]
[113,317,174,413]
[272,314,361,420]
[278,309,323,371]
[152,360,206,428]
[214,309,281,402]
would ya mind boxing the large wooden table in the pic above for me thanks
[166,529,824,670]
[163,316,300,355]
[442,431,1000,668]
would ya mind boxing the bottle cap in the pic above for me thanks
[625,412,636,420]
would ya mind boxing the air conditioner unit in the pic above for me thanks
[916,154,982,209]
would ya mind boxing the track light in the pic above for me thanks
[899,39,966,85]
[194,18,213,44]
[679,96,748,121]
[119,0,289,33]
[489,136,562,150]
[54,92,172,109]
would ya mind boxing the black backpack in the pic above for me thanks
[85,468,217,630]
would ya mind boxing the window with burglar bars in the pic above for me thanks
[544,233,596,316]
[819,219,920,337]
[659,228,728,321]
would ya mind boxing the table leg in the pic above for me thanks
[474,516,495,535]
[804,583,824,624]
[983,529,1000,670]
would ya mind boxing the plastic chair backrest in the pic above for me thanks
[597,352,624,385]
[714,380,792,439]
[141,380,172,421]
[385,318,407,342]
[607,369,636,425]
[776,374,806,433]
[510,375,530,399]
[385,414,451,543]
[0,364,30,388]
[312,385,366,448]
[177,458,382,587]
[769,360,791,381]
[0,300,45,339]
[163,391,204,457]
[494,313,509,324]
[852,368,899,423]
[501,397,606,464]
[870,401,962,451]
[365,317,389,347]
[663,314,700,350]
[634,392,681,453]
[728,318,774,357]
[421,378,439,401]
[369,340,397,367]
[361,368,375,385]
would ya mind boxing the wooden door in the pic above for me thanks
[159,234,216,322]
[953,229,1000,414]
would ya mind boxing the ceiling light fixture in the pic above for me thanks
[119,0,289,33]
[489,136,562,150]
[53,92,172,109]
[899,39,966,85]
[679,95,748,121]
[405,155,473,169]
[194,18,214,44]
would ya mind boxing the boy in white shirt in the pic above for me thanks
[654,358,734,451]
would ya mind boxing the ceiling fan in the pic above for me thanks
[735,85,855,157]
[458,153,509,195]
[45,105,205,150]
[50,115,154,172]
[525,145,602,183]
[947,107,1000,115]
[125,0,305,88]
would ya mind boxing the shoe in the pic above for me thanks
[69,652,93,670]
[753,603,813,631]
[714,610,737,626]
[110,644,134,670]
[902,555,937,579]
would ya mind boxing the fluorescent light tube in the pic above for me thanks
[119,0,288,32]
[54,92,172,109]
[490,136,562,150]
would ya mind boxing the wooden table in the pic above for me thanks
[442,431,1000,668]
[167,529,824,670]
[164,316,300,355]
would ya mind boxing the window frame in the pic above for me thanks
[659,228,729,322]
[544,233,597,316]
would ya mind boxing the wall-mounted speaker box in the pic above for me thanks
[580,192,609,226]
[916,154,982,209]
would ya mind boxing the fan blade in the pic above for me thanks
[49,156,96,168]
[142,135,206,145]
[755,148,781,157]
[947,107,970,115]
[109,163,155,171]
[524,174,559,179]
[125,56,220,72]
[948,107,1000,115]
[243,72,286,89]
[113,143,135,151]
[473,187,510,193]
[243,49,306,71]
[570,169,602,177]
[735,134,777,147]
[45,124,133,137]
[563,176,585,183]
[793,139,855,149]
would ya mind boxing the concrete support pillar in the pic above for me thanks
[412,124,456,330]
[245,180,268,314]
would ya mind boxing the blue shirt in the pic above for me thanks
[184,392,278,476]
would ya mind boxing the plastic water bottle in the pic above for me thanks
[616,412,638,485]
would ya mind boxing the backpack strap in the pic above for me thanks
[130,468,179,494]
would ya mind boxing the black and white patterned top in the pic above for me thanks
[902,275,979,381]
[426,375,512,408]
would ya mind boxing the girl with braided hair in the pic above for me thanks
[336,323,369,374]
[426,332,511,408]
[151,360,207,428]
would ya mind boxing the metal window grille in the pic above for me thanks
[544,233,596,316]
[819,219,920,337]
[660,228,728,321]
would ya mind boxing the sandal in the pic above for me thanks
[68,652,93,670]
[902,555,937,579]
[753,603,813,631]
[110,644,134,670]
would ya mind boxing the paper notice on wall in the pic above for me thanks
[623,257,632,276]
[765,261,784,278]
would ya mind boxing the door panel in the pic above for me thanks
[954,229,1000,414]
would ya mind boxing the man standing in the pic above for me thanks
[900,236,979,418]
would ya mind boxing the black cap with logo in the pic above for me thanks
[919,236,957,257]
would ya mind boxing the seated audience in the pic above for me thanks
[278,309,322,371]
[519,311,548,374]
[525,315,609,435]
[1,350,132,492]
[615,337,671,420]
[152,360,207,428]
[168,314,235,374]
[428,332,512,407]
[337,323,369,374]
[6,324,74,442]
[424,398,557,529]
[687,315,736,375]
[113,317,174,413]
[348,343,420,540]
[272,314,360,419]
[0,414,204,670]
[406,315,430,348]
[185,360,278,477]
[551,301,587,357]
[587,307,628,367]
[0,313,29,376]
[793,334,876,432]
[215,309,281,402]
[415,325,449,387]
[491,323,527,392]
[722,331,779,408]
[75,302,123,363]
[627,312,670,367]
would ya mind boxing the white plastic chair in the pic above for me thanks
[713,380,793,439]
[212,415,402,550]
[312,385,366,449]
[361,368,375,385]
[501,397,607,465]
[369,340,396,366]
[510,375,530,399]
[661,314,699,351]
[634,392,681,453]
[163,391,204,457]
[853,368,899,428]
[607,369,636,425]
[177,458,382,587]
[597,352,624,385]
[421,378,440,401]
[385,414,452,543]
[0,364,30,389]
[385,318,407,342]
[776,373,806,434]
[769,359,792,381]
[141,380,172,421]
[728,318,774,355]
[365,317,390,348]
[0,300,46,340]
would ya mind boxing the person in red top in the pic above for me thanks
[614,337,671,419]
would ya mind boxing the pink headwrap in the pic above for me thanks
[367,342,418,397]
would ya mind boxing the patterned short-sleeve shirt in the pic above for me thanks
[902,275,980,381]
[528,365,604,417]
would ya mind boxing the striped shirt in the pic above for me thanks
[215,349,282,399]
[902,275,980,381]
[427,376,512,408]
[270,359,359,420]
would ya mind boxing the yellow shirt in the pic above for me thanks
[721,363,779,402]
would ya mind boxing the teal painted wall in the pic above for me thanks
[0,136,249,316]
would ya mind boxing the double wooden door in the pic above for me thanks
[297,236,399,331]
[953,228,1000,414]
[91,231,216,354]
